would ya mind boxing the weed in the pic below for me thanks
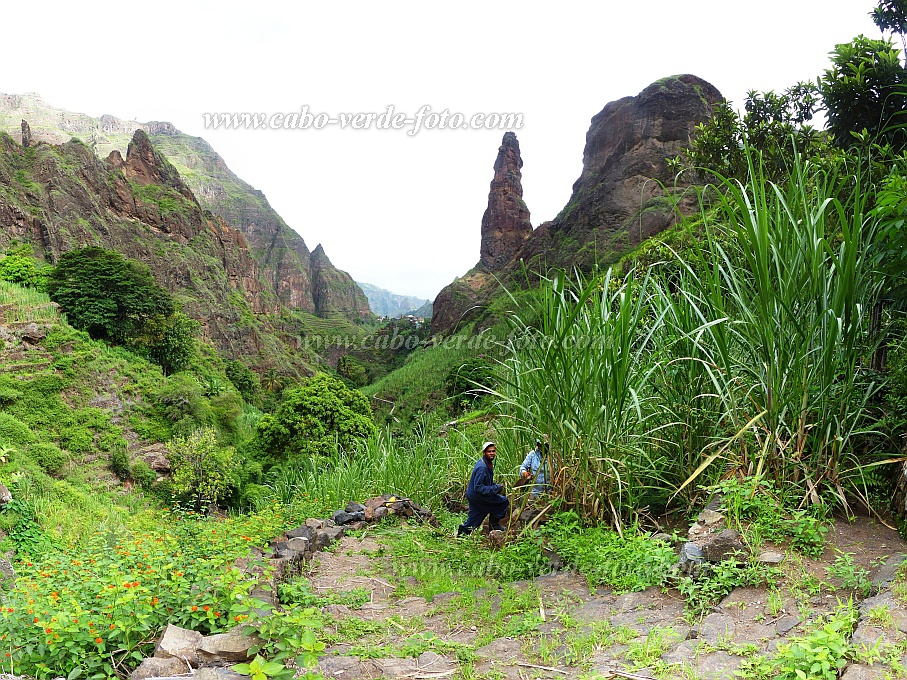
[827,551,872,597]
[625,626,680,669]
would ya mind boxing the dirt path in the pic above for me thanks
[309,518,907,679]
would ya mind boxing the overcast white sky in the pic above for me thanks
[0,1,882,299]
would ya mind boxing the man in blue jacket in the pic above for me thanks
[457,441,509,537]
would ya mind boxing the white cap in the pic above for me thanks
[481,441,495,453]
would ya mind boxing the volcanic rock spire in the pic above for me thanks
[479,132,532,270]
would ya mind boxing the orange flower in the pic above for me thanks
[151,597,159,605]
[6,608,12,613]
[191,606,198,612]
[202,605,210,612]
[214,612,220,618]
[109,624,115,629]
[32,618,38,624]
[44,627,52,634]
[95,637,103,644]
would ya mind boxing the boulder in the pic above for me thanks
[153,623,203,668]
[0,559,14,581]
[314,526,345,550]
[129,656,188,680]
[675,542,706,578]
[197,627,261,663]
[700,529,747,563]
[0,483,12,506]
[345,501,366,513]
[195,667,249,680]
[332,509,365,525]
[19,323,46,345]
[286,525,315,541]
[285,537,310,553]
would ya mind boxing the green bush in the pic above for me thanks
[255,373,376,463]
[28,442,67,474]
[110,448,130,478]
[153,373,211,427]
[60,426,93,454]
[0,413,38,448]
[0,386,23,406]
[130,460,158,490]
[168,427,240,509]
[225,360,258,400]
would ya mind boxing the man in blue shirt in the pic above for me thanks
[457,441,509,537]
[520,439,550,496]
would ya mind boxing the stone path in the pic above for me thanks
[307,521,907,680]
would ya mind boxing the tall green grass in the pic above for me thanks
[263,421,501,511]
[491,152,885,524]
[0,280,59,323]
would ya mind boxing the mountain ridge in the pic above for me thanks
[0,92,370,319]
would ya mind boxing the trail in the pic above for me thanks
[309,519,907,679]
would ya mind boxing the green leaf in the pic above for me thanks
[232,663,252,675]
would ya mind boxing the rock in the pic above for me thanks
[675,542,706,578]
[701,529,747,562]
[285,525,315,541]
[369,506,389,521]
[305,518,327,530]
[775,615,800,635]
[479,132,532,271]
[197,627,260,662]
[345,501,366,513]
[698,613,735,643]
[129,656,188,680]
[0,559,14,581]
[331,509,365,525]
[314,526,345,550]
[698,509,725,525]
[140,444,171,473]
[20,120,32,148]
[19,323,46,345]
[851,624,884,648]
[0,484,12,506]
[871,553,907,591]
[195,668,248,680]
[153,624,202,668]
[431,75,723,336]
[841,663,886,679]
[489,530,506,548]
[285,537,310,553]
[756,551,785,565]
[648,532,673,544]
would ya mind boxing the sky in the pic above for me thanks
[0,1,882,300]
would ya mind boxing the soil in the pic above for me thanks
[309,515,907,680]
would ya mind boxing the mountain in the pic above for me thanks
[0,123,324,372]
[0,93,370,319]
[356,282,431,318]
[431,74,722,334]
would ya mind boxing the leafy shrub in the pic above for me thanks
[28,442,67,474]
[0,505,298,678]
[255,373,376,463]
[0,412,38,447]
[0,386,23,406]
[60,426,93,454]
[131,311,200,376]
[168,427,240,509]
[0,247,48,290]
[153,373,211,427]
[130,460,158,490]
[444,356,495,408]
[211,390,243,430]
[110,447,130,478]
[226,360,259,400]
[97,431,128,452]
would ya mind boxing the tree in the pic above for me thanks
[47,247,174,344]
[0,245,47,289]
[819,36,907,151]
[687,84,825,184]
[872,0,907,64]
[225,360,259,400]
[337,355,367,387]
[134,312,200,376]
[255,373,376,461]
[167,427,240,510]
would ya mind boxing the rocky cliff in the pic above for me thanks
[431,74,722,335]
[0,93,369,320]
[479,132,532,270]
[356,282,431,318]
[0,127,309,372]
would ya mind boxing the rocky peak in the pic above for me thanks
[123,129,194,200]
[20,120,31,148]
[431,75,723,336]
[479,132,532,270]
[553,74,722,246]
